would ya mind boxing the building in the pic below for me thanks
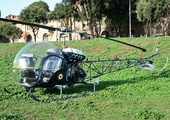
[4,14,165,43]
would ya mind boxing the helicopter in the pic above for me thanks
[0,18,168,100]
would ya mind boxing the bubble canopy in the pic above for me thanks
[13,42,62,68]
[12,41,63,85]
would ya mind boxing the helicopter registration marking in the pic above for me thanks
[58,73,63,80]
[70,54,84,61]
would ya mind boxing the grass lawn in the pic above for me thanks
[0,36,170,120]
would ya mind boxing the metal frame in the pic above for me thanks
[55,77,99,99]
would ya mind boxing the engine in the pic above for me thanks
[62,48,86,61]
[66,62,86,87]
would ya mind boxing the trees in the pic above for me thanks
[48,2,73,28]
[65,0,105,38]
[136,0,170,36]
[136,0,152,36]
[0,22,22,43]
[154,0,170,36]
[63,0,139,37]
[103,0,139,37]
[48,1,75,41]
[48,3,65,21]
[16,0,170,40]
[104,0,129,36]
[19,1,50,41]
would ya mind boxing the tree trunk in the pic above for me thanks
[145,20,149,37]
[33,34,36,42]
[89,24,95,38]
[32,27,39,42]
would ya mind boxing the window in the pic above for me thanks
[27,25,31,30]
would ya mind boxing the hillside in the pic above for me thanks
[0,37,170,120]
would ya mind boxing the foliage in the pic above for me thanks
[19,1,50,41]
[66,0,105,38]
[134,107,164,120]
[137,0,170,21]
[20,1,50,23]
[48,1,73,30]
[48,3,65,21]
[136,0,152,22]
[0,22,22,43]
[155,0,170,36]
[103,0,138,36]
[136,0,152,37]
[0,114,26,120]
[136,0,170,36]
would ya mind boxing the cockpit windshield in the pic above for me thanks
[13,42,62,67]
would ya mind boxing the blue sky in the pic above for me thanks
[0,0,62,18]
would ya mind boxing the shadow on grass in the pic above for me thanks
[37,69,170,96]
[21,69,169,102]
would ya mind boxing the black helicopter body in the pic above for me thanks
[12,41,87,91]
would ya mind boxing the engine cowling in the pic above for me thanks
[62,48,86,61]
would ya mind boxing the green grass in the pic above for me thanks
[0,37,170,120]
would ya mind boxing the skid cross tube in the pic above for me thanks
[55,85,65,99]
[55,77,99,98]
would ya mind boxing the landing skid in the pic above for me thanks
[55,77,99,99]
[30,77,99,102]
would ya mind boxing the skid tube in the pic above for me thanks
[54,77,99,99]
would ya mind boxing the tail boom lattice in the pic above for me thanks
[80,52,168,81]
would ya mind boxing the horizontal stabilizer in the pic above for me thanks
[137,62,154,70]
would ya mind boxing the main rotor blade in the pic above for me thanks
[0,18,147,52]
[86,34,147,52]
[0,18,59,31]
[107,37,147,52]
